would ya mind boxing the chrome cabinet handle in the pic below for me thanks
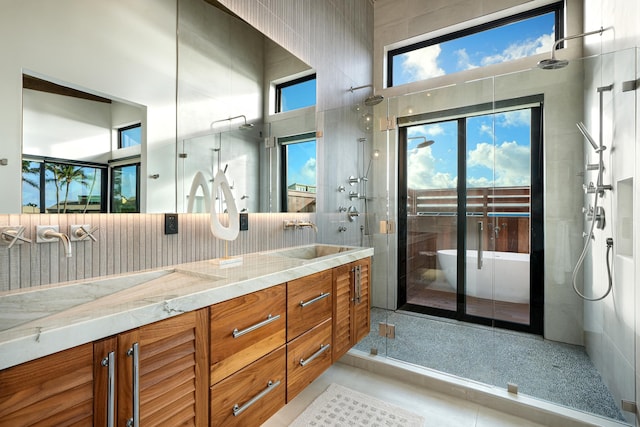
[233,380,281,417]
[126,343,140,427]
[300,343,331,367]
[232,314,281,338]
[101,351,115,427]
[299,292,330,308]
[352,265,362,304]
[477,221,484,269]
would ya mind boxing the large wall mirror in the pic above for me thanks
[177,0,317,214]
[3,0,315,215]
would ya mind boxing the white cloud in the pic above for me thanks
[481,30,555,66]
[407,146,457,189]
[467,141,530,187]
[400,45,445,81]
[455,48,479,70]
[408,124,445,138]
[497,110,530,127]
[300,157,316,183]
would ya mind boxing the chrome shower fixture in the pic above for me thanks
[409,136,435,148]
[348,84,384,106]
[210,114,254,130]
[576,122,602,152]
[537,27,610,70]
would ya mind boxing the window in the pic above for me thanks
[280,133,316,212]
[388,2,563,87]
[111,163,140,213]
[118,123,142,148]
[276,74,316,113]
[22,159,106,213]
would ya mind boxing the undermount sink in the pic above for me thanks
[0,269,176,331]
[269,244,353,260]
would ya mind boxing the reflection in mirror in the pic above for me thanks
[177,0,316,213]
[21,74,146,213]
[280,133,317,213]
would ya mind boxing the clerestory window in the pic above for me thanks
[387,2,563,87]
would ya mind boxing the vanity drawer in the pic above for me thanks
[210,284,286,384]
[286,318,332,402]
[210,346,286,427]
[287,270,332,340]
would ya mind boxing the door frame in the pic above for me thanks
[397,95,544,335]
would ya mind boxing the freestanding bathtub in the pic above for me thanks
[436,249,530,304]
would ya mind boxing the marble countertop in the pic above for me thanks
[0,244,373,370]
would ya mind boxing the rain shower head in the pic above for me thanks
[210,114,253,130]
[537,27,609,70]
[537,58,569,70]
[348,84,384,106]
[409,136,435,149]
[364,94,384,106]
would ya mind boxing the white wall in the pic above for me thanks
[22,89,112,163]
[0,0,177,213]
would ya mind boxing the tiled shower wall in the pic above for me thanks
[0,213,315,292]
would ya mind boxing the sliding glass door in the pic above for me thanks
[399,100,543,334]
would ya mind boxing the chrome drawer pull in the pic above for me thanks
[126,343,140,427]
[232,314,281,338]
[233,380,281,417]
[101,351,115,427]
[299,292,330,308]
[300,343,331,367]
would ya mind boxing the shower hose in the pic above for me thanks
[571,191,614,301]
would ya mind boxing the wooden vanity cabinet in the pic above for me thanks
[209,284,287,426]
[0,343,95,426]
[332,257,371,361]
[286,270,333,402]
[93,309,209,427]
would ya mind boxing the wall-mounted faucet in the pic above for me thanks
[70,225,98,242]
[0,226,31,248]
[283,220,318,233]
[36,225,72,258]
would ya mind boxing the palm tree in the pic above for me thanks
[46,164,89,213]
[22,160,40,189]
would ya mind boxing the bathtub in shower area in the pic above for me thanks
[436,249,530,304]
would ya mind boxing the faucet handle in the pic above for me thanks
[70,224,98,242]
[0,226,31,248]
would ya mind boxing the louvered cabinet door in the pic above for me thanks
[118,309,209,427]
[332,257,372,362]
[332,263,354,361]
[353,257,371,344]
[0,343,94,427]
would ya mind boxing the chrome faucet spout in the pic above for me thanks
[43,230,73,258]
[296,221,318,233]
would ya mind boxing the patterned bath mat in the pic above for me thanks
[290,383,424,426]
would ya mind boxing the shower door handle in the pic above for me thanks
[477,221,483,269]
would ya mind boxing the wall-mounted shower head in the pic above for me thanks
[364,94,384,106]
[211,114,253,130]
[576,122,605,152]
[537,27,610,70]
[348,84,384,106]
[409,136,435,149]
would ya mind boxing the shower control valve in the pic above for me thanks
[583,182,596,194]
[348,191,360,201]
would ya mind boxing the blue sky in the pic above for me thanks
[407,110,531,190]
[286,140,316,186]
[393,12,555,85]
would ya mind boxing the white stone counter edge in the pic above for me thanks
[0,245,373,370]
